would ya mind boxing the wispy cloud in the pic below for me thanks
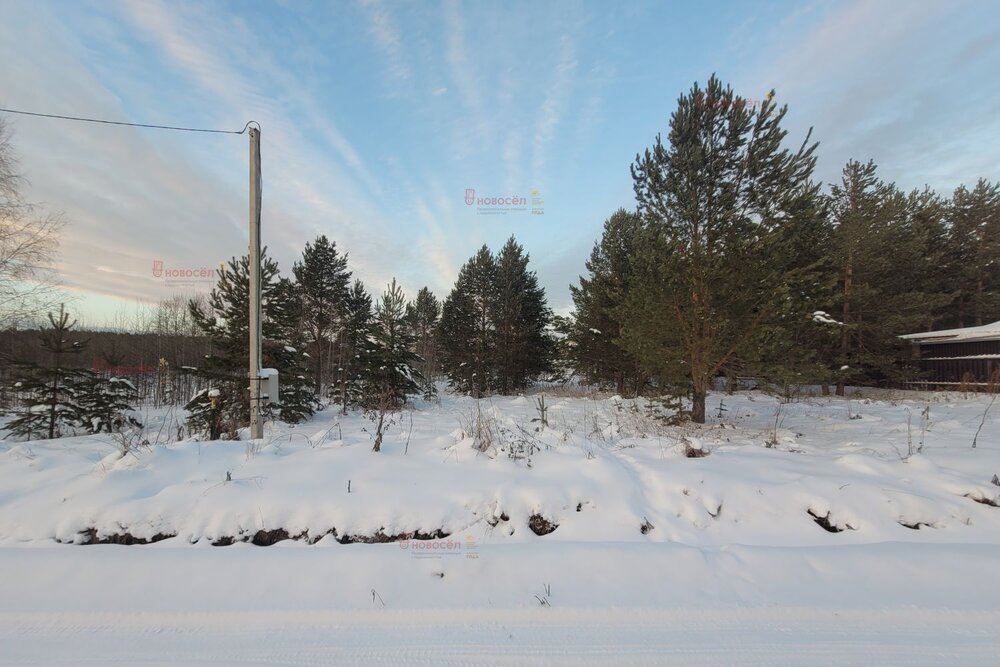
[531,34,577,182]
[737,0,996,192]
[358,0,412,84]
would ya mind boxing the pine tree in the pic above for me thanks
[77,376,141,434]
[568,209,645,394]
[438,241,553,396]
[492,236,554,393]
[624,75,819,422]
[267,275,315,423]
[5,304,91,440]
[904,187,955,330]
[187,249,314,438]
[826,161,952,392]
[292,235,351,396]
[365,279,423,403]
[748,191,839,394]
[362,279,423,451]
[405,286,440,397]
[948,179,1000,327]
[438,246,498,396]
[334,279,373,413]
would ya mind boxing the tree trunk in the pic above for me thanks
[691,388,706,424]
[691,381,707,424]
[836,247,853,399]
[821,384,830,396]
[48,374,57,439]
[372,409,385,452]
[314,338,323,399]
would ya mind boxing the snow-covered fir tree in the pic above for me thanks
[77,375,142,434]
[5,305,91,440]
[363,279,423,408]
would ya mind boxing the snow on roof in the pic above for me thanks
[900,320,1000,344]
[922,354,1000,361]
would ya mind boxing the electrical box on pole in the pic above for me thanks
[248,127,263,440]
[260,368,279,405]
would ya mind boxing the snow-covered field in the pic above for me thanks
[2,389,999,665]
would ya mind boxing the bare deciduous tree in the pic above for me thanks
[0,118,64,329]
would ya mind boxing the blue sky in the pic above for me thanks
[0,0,997,324]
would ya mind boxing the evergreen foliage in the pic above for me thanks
[568,209,645,394]
[438,239,553,396]
[361,279,424,452]
[333,279,374,413]
[405,286,440,397]
[947,179,1000,327]
[826,161,953,392]
[78,375,142,434]
[187,249,314,438]
[493,237,554,393]
[292,235,351,395]
[362,279,423,409]
[438,245,498,396]
[623,75,820,422]
[5,305,92,440]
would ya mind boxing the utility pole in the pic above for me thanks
[248,127,263,440]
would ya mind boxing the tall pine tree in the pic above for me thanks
[405,286,440,397]
[292,235,351,395]
[438,240,553,396]
[569,209,645,394]
[947,179,1000,327]
[624,75,819,422]
[438,246,497,396]
[825,161,950,392]
[334,279,374,413]
[492,236,554,393]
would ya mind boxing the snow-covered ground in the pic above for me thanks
[2,389,999,664]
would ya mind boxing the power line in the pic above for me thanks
[0,107,257,135]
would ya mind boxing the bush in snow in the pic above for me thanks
[77,375,142,434]
[183,383,255,441]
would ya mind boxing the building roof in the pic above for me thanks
[900,321,1000,344]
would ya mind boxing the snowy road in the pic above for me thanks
[3,542,1000,665]
[3,608,998,666]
